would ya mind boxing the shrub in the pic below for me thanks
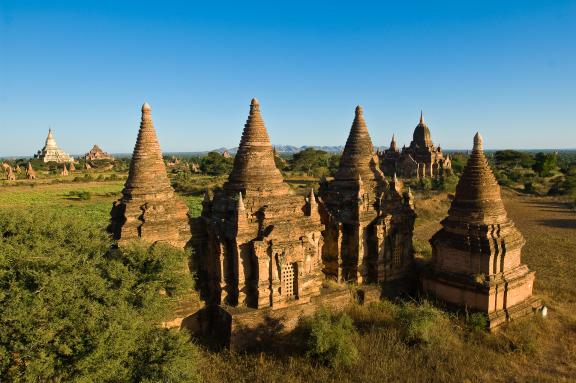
[396,302,441,345]
[467,312,488,332]
[413,239,432,259]
[67,190,92,200]
[304,308,359,368]
[0,209,198,381]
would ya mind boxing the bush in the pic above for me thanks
[396,302,442,345]
[532,152,558,177]
[413,239,432,259]
[304,308,359,368]
[466,312,488,332]
[67,190,92,200]
[200,152,234,176]
[0,209,198,381]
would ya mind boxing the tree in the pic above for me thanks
[200,151,234,176]
[532,152,557,177]
[290,148,333,176]
[494,150,534,168]
[0,209,199,382]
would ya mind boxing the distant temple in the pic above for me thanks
[84,144,114,161]
[26,163,36,180]
[379,112,451,178]
[35,129,74,163]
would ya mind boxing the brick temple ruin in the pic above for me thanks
[319,106,416,289]
[108,103,191,248]
[197,98,325,309]
[108,100,542,347]
[421,133,541,329]
[84,144,115,161]
[379,112,452,178]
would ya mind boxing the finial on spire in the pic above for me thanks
[309,188,316,204]
[419,110,425,125]
[237,192,245,211]
[142,102,151,112]
[251,98,259,106]
[355,105,363,115]
[392,134,396,142]
[473,132,483,151]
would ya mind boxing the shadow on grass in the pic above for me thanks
[537,219,576,229]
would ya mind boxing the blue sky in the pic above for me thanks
[0,1,575,156]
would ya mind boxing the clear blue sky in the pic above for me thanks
[1,1,575,156]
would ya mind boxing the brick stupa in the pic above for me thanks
[6,167,16,181]
[109,103,190,248]
[198,98,324,309]
[319,106,416,285]
[26,163,36,180]
[422,133,541,329]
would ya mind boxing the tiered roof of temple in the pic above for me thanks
[84,144,115,161]
[35,129,74,163]
[422,133,541,329]
[197,98,324,309]
[108,103,190,248]
[319,106,416,285]
[379,112,451,178]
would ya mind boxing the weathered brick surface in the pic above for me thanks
[197,99,324,312]
[319,106,416,286]
[108,103,190,248]
[422,133,541,329]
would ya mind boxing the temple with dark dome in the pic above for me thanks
[379,112,452,178]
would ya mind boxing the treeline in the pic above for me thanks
[489,150,576,197]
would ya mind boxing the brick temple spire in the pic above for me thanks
[122,102,172,197]
[423,132,541,329]
[109,102,190,248]
[334,106,384,182]
[26,162,36,180]
[225,98,289,196]
[413,110,433,148]
[447,132,507,224]
[389,134,398,152]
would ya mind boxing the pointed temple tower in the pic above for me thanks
[26,163,36,180]
[199,98,324,309]
[6,166,16,181]
[319,106,416,286]
[108,103,190,248]
[422,133,541,329]
[35,129,74,163]
[380,134,401,175]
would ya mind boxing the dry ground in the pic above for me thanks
[412,189,576,381]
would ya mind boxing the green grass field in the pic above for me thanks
[0,180,204,228]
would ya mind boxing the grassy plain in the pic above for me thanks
[0,179,204,227]
[1,176,575,382]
